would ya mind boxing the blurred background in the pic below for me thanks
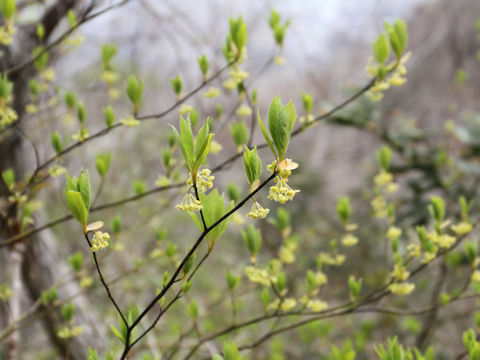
[2,0,480,359]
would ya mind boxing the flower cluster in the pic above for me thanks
[244,266,274,287]
[366,52,411,102]
[176,193,202,212]
[203,86,220,98]
[389,282,415,296]
[187,168,214,193]
[0,24,15,45]
[90,231,110,252]
[247,200,269,219]
[391,263,410,282]
[57,325,84,339]
[268,161,300,204]
[0,105,17,128]
[371,170,398,220]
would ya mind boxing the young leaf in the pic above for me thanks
[258,112,277,159]
[243,146,261,185]
[66,191,88,226]
[50,131,63,154]
[393,19,408,55]
[77,170,91,211]
[372,33,390,64]
[179,116,194,168]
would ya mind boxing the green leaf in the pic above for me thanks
[77,170,91,211]
[179,116,194,168]
[61,302,74,321]
[393,19,408,54]
[66,191,88,226]
[110,324,125,344]
[126,75,143,106]
[104,105,115,127]
[242,224,261,257]
[187,300,199,319]
[384,21,401,58]
[0,0,15,20]
[171,75,182,95]
[87,348,99,360]
[50,131,63,154]
[195,120,210,160]
[243,146,261,185]
[229,121,248,146]
[372,33,390,64]
[95,152,111,178]
[336,196,351,225]
[268,97,296,159]
[195,134,213,170]
[197,54,209,76]
[258,111,277,159]
[223,341,241,360]
[2,168,14,190]
[77,102,86,124]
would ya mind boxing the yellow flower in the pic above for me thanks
[155,175,171,187]
[203,86,220,98]
[281,298,297,311]
[178,104,193,116]
[49,164,67,177]
[40,67,56,83]
[279,246,295,264]
[120,116,140,127]
[471,270,480,283]
[236,104,252,117]
[247,201,269,220]
[91,231,110,252]
[79,276,93,288]
[374,171,393,187]
[306,299,328,312]
[210,140,222,154]
[391,263,410,282]
[387,226,402,240]
[176,193,202,212]
[268,176,300,204]
[274,55,286,65]
[244,266,271,287]
[406,243,421,258]
[229,68,249,82]
[421,251,436,264]
[222,78,237,91]
[341,234,358,247]
[187,168,214,193]
[436,234,456,249]
[71,128,89,142]
[451,222,473,235]
[389,282,415,296]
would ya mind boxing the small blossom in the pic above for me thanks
[230,68,249,83]
[471,270,480,283]
[155,175,171,187]
[49,164,67,177]
[436,234,456,249]
[306,299,328,312]
[268,176,300,204]
[91,231,110,252]
[236,104,252,117]
[389,282,415,296]
[451,222,473,235]
[387,226,402,240]
[210,140,222,154]
[40,68,56,83]
[0,106,18,127]
[178,104,193,116]
[407,243,421,258]
[71,129,89,142]
[274,55,286,65]
[318,252,345,266]
[279,246,295,264]
[0,284,13,301]
[299,114,315,124]
[176,193,202,212]
[374,171,393,187]
[342,234,358,247]
[247,201,270,220]
[391,263,410,282]
[203,86,220,98]
[422,251,437,264]
[222,78,237,91]
[0,25,15,45]
[25,103,38,114]
[79,277,93,288]
[281,298,297,311]
[244,266,272,287]
[187,168,214,193]
[99,70,119,85]
[120,116,140,127]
